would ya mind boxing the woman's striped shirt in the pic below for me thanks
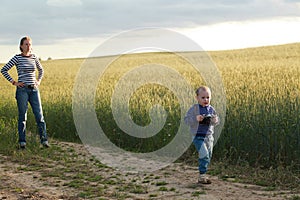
[1,54,44,85]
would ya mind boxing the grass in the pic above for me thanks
[0,135,298,198]
[155,181,168,186]
[0,43,299,191]
[192,190,206,196]
[208,160,300,190]
[290,195,300,200]
[0,138,153,199]
[158,186,168,191]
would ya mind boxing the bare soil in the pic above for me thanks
[0,141,298,200]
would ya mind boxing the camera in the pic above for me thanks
[200,114,212,125]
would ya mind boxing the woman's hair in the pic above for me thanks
[195,86,211,96]
[19,36,31,52]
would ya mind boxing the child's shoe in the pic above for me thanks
[198,174,212,184]
[42,141,50,148]
[19,142,26,149]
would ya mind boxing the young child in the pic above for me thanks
[184,86,219,184]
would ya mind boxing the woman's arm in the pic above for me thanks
[35,56,44,85]
[1,55,18,84]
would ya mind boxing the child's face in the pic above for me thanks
[196,90,211,107]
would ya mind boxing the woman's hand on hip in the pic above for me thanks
[12,81,25,87]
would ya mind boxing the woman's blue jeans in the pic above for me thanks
[193,134,214,174]
[16,87,47,144]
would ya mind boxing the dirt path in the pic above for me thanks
[0,141,298,200]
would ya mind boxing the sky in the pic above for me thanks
[0,0,300,62]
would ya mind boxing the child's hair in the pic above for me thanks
[195,86,211,96]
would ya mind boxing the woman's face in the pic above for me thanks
[20,39,32,54]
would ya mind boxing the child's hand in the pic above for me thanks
[211,115,219,124]
[196,115,204,122]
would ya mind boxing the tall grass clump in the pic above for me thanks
[211,43,300,168]
[94,53,203,152]
[39,59,82,142]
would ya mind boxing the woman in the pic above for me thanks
[1,36,49,149]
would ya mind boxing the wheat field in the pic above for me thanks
[0,43,299,167]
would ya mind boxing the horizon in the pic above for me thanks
[1,41,298,64]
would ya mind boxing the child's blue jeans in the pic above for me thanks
[193,134,214,174]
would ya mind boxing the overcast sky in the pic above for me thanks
[0,0,300,62]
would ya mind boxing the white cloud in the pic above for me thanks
[179,17,300,51]
[0,0,299,46]
[1,17,299,63]
[1,1,300,62]
[46,0,82,7]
